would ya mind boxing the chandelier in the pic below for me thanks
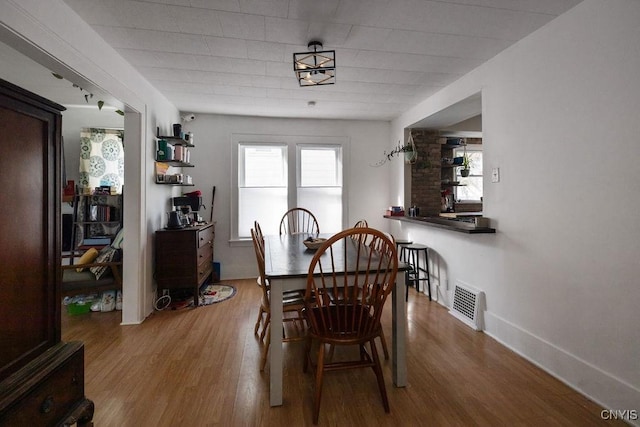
[293,41,336,87]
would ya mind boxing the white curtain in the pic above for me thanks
[79,128,124,194]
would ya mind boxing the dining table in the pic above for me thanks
[263,232,409,407]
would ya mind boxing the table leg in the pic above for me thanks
[269,278,284,406]
[392,271,407,387]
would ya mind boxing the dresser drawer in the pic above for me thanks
[198,256,213,284]
[198,224,214,248]
[0,342,85,426]
[197,240,213,263]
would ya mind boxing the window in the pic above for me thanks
[232,135,346,241]
[297,145,343,233]
[454,147,483,202]
[238,144,288,238]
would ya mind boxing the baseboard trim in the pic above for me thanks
[483,311,640,424]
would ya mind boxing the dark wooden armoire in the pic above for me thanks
[0,79,94,425]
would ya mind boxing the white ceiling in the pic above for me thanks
[4,0,585,123]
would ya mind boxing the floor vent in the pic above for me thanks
[449,281,483,331]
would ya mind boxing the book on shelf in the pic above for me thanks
[83,237,111,246]
[87,205,118,222]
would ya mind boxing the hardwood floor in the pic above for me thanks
[62,279,621,426]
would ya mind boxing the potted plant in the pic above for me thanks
[403,134,417,164]
[460,148,471,177]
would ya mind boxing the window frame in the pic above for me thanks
[230,134,349,244]
[296,144,343,188]
[454,145,483,203]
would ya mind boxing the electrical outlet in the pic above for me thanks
[491,167,500,183]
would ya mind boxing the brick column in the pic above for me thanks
[409,130,442,217]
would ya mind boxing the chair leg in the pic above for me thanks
[410,250,419,293]
[424,248,432,301]
[405,270,409,302]
[378,331,390,360]
[313,342,326,425]
[303,335,312,373]
[260,327,271,372]
[369,339,390,413]
[259,313,271,342]
[254,306,264,336]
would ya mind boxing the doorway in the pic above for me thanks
[0,39,142,324]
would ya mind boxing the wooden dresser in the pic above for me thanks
[155,223,215,306]
[0,343,93,426]
[0,79,94,424]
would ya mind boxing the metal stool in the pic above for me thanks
[395,239,413,257]
[401,243,431,301]
[395,240,413,301]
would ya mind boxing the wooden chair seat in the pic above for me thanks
[305,304,381,344]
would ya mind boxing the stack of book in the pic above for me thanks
[88,205,118,222]
[156,139,191,163]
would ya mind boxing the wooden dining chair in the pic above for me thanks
[253,220,267,340]
[251,228,306,371]
[279,207,319,235]
[366,231,393,361]
[302,227,398,424]
[254,220,264,247]
[354,219,368,228]
[252,220,303,343]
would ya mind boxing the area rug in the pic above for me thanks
[199,284,237,306]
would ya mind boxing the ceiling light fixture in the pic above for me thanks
[293,41,335,87]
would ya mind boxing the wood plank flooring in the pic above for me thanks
[62,279,621,426]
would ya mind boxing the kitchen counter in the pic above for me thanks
[384,215,496,234]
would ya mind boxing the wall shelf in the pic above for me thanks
[156,136,195,147]
[154,182,195,186]
[154,128,196,185]
[154,160,194,167]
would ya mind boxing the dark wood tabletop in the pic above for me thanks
[265,233,333,278]
[264,233,409,279]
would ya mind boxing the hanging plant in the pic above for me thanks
[460,145,471,177]
[370,137,416,167]
[50,72,121,116]
[404,133,417,164]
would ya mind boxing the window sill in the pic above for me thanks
[229,238,253,247]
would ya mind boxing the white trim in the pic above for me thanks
[484,311,640,413]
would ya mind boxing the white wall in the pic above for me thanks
[183,114,391,279]
[391,0,640,415]
[1,0,180,323]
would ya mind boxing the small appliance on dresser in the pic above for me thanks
[0,79,94,425]
[166,195,204,229]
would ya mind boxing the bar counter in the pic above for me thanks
[384,215,496,234]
